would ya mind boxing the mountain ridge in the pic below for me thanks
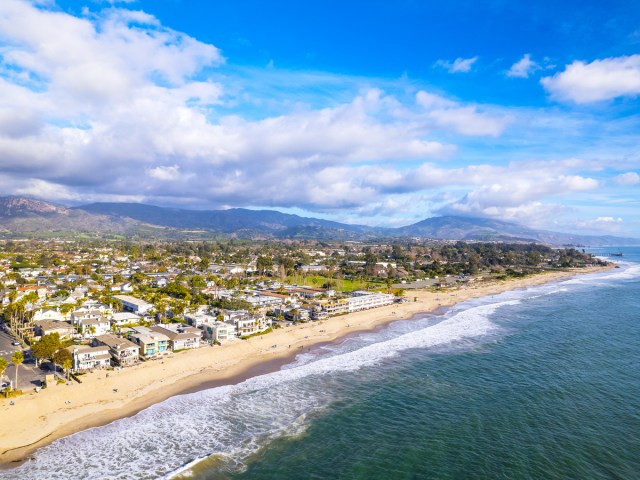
[0,196,638,246]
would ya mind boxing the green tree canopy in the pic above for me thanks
[53,348,72,368]
[31,333,62,362]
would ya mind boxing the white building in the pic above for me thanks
[33,308,65,322]
[80,317,111,338]
[345,291,395,313]
[110,312,142,327]
[69,345,112,372]
[114,295,153,315]
[202,321,237,343]
[150,325,201,350]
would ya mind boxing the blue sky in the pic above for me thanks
[0,0,639,236]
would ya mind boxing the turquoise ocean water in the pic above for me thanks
[5,248,640,479]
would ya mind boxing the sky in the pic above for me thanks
[0,0,640,236]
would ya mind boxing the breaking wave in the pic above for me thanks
[4,266,631,480]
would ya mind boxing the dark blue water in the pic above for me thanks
[222,249,640,480]
[6,249,640,480]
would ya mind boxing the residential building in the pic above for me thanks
[320,299,349,316]
[185,312,217,327]
[114,295,153,315]
[128,326,169,357]
[80,317,111,338]
[150,325,201,350]
[34,320,75,339]
[33,308,66,322]
[93,334,140,366]
[110,311,142,327]
[202,321,237,343]
[345,291,395,312]
[111,282,133,293]
[68,345,112,372]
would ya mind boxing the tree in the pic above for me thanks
[31,333,62,365]
[12,351,24,390]
[190,275,207,289]
[53,348,72,374]
[63,359,73,380]
[0,357,7,378]
[256,255,274,275]
[0,357,7,397]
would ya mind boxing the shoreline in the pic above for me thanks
[0,265,613,467]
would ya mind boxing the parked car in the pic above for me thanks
[11,341,20,346]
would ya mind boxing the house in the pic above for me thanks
[220,310,271,337]
[34,320,75,339]
[71,309,103,325]
[151,277,168,288]
[202,321,237,343]
[114,295,153,315]
[150,325,201,350]
[93,334,140,366]
[111,282,133,293]
[184,312,217,328]
[80,317,111,338]
[68,345,112,372]
[33,308,66,322]
[110,311,142,327]
[128,326,169,357]
[16,285,47,300]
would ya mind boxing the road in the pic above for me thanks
[0,322,45,391]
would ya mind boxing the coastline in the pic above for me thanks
[0,265,613,467]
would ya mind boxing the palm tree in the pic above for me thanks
[63,359,73,380]
[11,351,24,391]
[0,357,7,379]
[0,357,7,397]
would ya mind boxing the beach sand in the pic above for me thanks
[0,266,611,466]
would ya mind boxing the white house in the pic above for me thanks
[202,321,237,343]
[114,295,153,315]
[33,308,66,322]
[111,282,133,293]
[80,317,111,338]
[110,311,142,327]
[68,345,112,372]
[150,325,201,350]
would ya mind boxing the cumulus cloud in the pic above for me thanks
[507,54,539,78]
[415,91,511,137]
[0,2,626,235]
[570,216,624,233]
[435,165,599,224]
[434,56,478,73]
[541,55,640,103]
[615,171,640,186]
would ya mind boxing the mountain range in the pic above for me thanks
[0,196,638,246]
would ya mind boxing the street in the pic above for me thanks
[0,323,45,391]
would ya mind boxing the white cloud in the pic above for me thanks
[435,166,599,224]
[434,56,478,73]
[570,216,624,233]
[541,55,640,103]
[507,54,539,78]
[615,171,640,185]
[0,1,629,235]
[415,91,511,137]
[147,165,181,181]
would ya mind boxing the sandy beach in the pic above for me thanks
[0,266,612,467]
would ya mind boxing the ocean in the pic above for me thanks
[4,248,640,480]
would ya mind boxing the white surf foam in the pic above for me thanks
[4,296,520,480]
